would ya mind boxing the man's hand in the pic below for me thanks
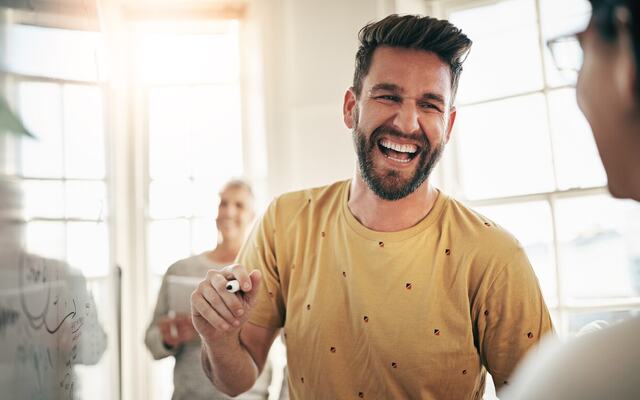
[158,313,197,348]
[190,264,262,344]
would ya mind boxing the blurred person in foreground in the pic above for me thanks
[145,179,275,400]
[0,176,107,399]
[501,1,640,399]
[0,109,106,399]
[191,14,553,399]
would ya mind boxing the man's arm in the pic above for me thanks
[200,322,279,396]
[474,248,554,390]
[191,265,278,396]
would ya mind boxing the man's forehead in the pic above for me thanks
[364,47,453,98]
[222,187,252,199]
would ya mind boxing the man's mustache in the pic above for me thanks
[369,125,429,149]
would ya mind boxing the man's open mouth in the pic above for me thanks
[377,138,420,164]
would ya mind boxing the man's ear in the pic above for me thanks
[445,106,457,144]
[614,27,638,107]
[343,87,357,129]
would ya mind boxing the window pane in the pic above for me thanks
[456,94,556,199]
[568,308,639,336]
[23,180,64,219]
[539,0,592,88]
[192,218,218,254]
[474,201,557,305]
[149,180,192,219]
[549,309,561,331]
[449,0,544,104]
[65,181,107,220]
[67,222,109,277]
[192,181,222,218]
[189,86,243,180]
[148,85,243,180]
[4,25,105,81]
[148,88,192,179]
[134,23,239,84]
[148,220,190,275]
[64,85,105,179]
[555,195,640,300]
[540,0,591,36]
[26,221,65,260]
[548,89,606,189]
[18,82,63,178]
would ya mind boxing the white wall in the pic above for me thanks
[249,0,397,198]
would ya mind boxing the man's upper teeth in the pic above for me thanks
[380,139,417,153]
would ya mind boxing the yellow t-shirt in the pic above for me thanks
[240,180,553,400]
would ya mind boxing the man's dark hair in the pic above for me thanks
[589,0,640,90]
[353,14,472,104]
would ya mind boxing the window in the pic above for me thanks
[2,23,117,400]
[440,0,640,396]
[2,8,261,398]
[18,82,109,276]
[0,11,256,399]
[133,21,246,400]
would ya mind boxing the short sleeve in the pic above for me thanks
[473,247,554,390]
[240,199,285,329]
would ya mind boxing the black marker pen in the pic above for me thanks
[225,280,241,293]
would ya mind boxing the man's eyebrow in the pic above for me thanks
[420,92,445,106]
[369,84,446,106]
[369,83,403,93]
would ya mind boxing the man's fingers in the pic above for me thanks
[224,264,252,292]
[191,293,232,331]
[209,274,245,320]
[200,278,240,325]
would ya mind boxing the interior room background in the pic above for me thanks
[1,0,638,399]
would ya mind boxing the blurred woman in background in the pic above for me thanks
[145,179,274,400]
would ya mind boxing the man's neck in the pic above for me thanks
[347,173,439,232]
[207,241,242,264]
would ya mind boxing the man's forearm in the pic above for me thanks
[200,333,260,396]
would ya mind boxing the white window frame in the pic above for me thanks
[2,68,120,400]
[433,0,640,337]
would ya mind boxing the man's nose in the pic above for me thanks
[392,102,421,134]
[224,206,238,218]
[218,205,230,218]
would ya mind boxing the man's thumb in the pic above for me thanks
[244,269,263,306]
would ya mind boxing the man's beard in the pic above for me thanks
[353,122,444,201]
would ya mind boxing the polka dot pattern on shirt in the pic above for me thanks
[294,221,541,397]
[244,181,553,400]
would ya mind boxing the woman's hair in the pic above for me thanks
[590,0,640,92]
